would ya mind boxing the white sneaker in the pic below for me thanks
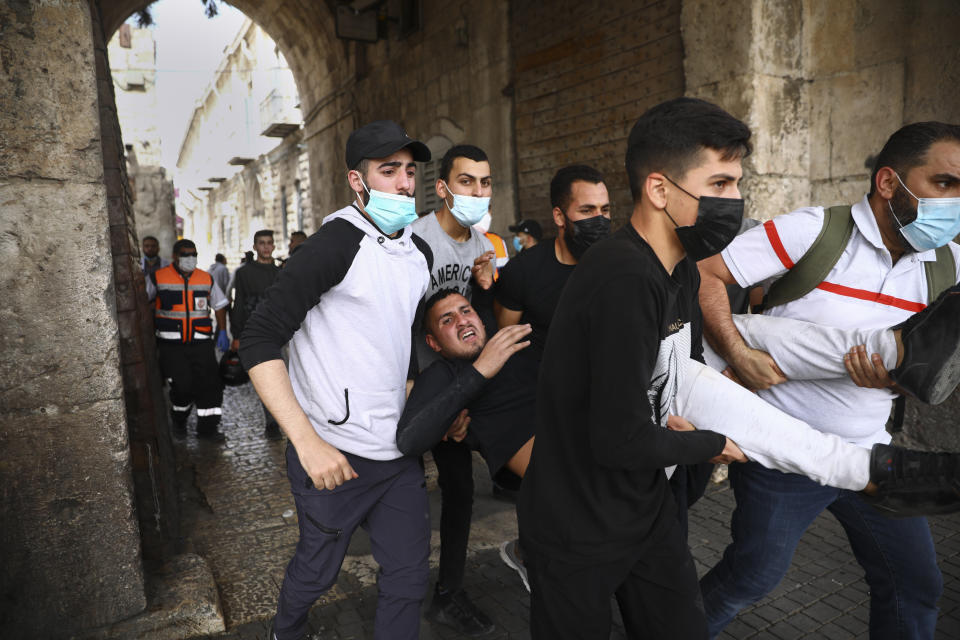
[499,539,529,592]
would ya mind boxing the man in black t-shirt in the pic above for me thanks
[494,165,610,359]
[518,98,750,639]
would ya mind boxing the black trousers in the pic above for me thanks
[525,515,708,640]
[432,438,474,593]
[157,340,223,435]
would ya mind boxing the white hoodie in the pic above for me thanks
[240,205,432,460]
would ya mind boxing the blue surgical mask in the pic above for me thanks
[442,181,491,227]
[356,177,417,235]
[890,173,960,251]
[513,236,523,252]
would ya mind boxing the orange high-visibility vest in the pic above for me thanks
[153,264,215,343]
[485,232,510,281]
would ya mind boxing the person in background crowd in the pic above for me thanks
[208,253,230,295]
[231,229,282,439]
[507,219,541,253]
[139,235,169,278]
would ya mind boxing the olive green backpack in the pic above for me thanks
[762,205,955,310]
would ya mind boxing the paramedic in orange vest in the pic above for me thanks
[147,238,231,442]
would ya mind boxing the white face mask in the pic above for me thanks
[474,212,493,234]
[178,256,197,273]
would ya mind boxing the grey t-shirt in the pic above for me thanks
[410,212,494,371]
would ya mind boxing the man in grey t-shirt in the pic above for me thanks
[409,144,497,636]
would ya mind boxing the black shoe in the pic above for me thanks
[425,586,495,637]
[865,443,960,517]
[196,429,226,443]
[264,420,283,441]
[889,284,960,405]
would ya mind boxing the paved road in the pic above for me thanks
[181,382,960,639]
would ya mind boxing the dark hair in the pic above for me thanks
[215,253,226,263]
[869,122,960,196]
[550,165,605,212]
[625,97,752,203]
[421,287,466,334]
[142,235,159,244]
[253,229,274,242]
[439,145,489,184]
[291,230,307,239]
[172,239,196,255]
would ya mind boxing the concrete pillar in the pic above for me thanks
[682,0,812,220]
[0,1,146,636]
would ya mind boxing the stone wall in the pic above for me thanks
[297,0,516,238]
[683,0,960,220]
[510,0,685,229]
[129,164,176,260]
[0,1,146,636]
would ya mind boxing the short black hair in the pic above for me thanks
[254,229,274,242]
[550,165,605,212]
[422,287,466,335]
[869,121,960,196]
[440,145,489,184]
[142,235,159,244]
[215,253,226,263]
[291,230,307,239]
[172,239,196,255]
[625,97,752,203]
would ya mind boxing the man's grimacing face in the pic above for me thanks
[425,293,487,360]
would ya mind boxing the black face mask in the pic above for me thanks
[664,177,744,262]
[564,214,611,260]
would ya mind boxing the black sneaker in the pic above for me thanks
[865,443,960,517]
[889,284,960,405]
[425,586,495,637]
[265,420,283,441]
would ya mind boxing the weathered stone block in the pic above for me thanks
[0,400,144,636]
[824,63,903,180]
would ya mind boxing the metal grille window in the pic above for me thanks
[417,159,441,216]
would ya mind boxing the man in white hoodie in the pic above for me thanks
[240,120,434,640]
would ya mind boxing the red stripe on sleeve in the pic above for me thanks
[815,282,926,312]
[763,219,794,269]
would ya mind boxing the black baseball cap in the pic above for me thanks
[508,219,543,240]
[345,120,431,169]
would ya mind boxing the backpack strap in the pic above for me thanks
[925,244,956,302]
[762,205,854,311]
